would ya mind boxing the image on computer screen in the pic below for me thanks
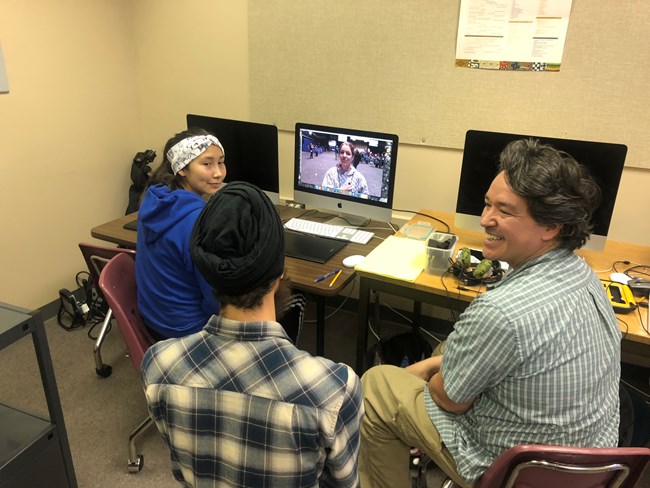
[455,130,627,251]
[293,122,399,224]
[186,113,279,202]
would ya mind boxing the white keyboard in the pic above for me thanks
[284,218,374,245]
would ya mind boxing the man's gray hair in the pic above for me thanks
[498,139,601,251]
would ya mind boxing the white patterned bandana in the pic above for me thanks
[167,135,225,175]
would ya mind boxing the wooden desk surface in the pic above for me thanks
[90,212,140,248]
[357,209,650,346]
[90,207,396,297]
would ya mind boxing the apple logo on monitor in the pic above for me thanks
[337,202,343,208]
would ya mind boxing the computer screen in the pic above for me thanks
[455,130,627,251]
[293,122,399,225]
[186,114,280,203]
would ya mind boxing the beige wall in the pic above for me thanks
[0,0,250,309]
[0,0,140,309]
[129,1,250,157]
[1,1,648,310]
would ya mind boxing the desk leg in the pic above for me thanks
[413,302,422,332]
[356,277,371,374]
[316,296,325,357]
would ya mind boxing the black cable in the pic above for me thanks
[612,260,632,273]
[87,318,111,340]
[620,378,650,404]
[617,316,629,340]
[75,270,90,288]
[280,208,312,224]
[635,304,649,336]
[439,267,462,323]
[392,208,451,233]
[611,260,650,274]
[624,264,650,280]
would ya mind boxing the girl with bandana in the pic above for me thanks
[135,128,226,339]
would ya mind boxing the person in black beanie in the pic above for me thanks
[190,180,287,305]
[141,182,363,488]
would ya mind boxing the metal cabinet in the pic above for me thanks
[0,303,77,487]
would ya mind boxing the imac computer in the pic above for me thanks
[186,114,280,203]
[455,130,627,251]
[293,122,399,225]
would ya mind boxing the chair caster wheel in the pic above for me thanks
[127,455,144,473]
[96,364,113,378]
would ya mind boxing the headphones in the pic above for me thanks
[450,247,505,286]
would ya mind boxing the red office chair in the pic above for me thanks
[78,242,136,378]
[431,445,650,488]
[99,252,157,473]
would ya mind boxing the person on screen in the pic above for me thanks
[359,139,621,487]
[141,182,363,487]
[136,127,226,339]
[322,141,369,196]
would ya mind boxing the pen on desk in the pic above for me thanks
[329,269,343,288]
[314,269,340,283]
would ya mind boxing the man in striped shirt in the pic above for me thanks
[142,182,363,487]
[359,139,621,487]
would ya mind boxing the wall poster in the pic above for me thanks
[456,0,573,71]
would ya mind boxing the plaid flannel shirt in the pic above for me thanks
[142,315,363,487]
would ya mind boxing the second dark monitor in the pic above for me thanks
[186,114,280,202]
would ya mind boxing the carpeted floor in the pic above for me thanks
[0,296,450,487]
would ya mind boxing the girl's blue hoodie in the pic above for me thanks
[135,184,220,338]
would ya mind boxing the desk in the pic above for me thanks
[91,206,395,357]
[355,209,650,373]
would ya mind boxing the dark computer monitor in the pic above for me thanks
[293,122,399,225]
[455,130,627,251]
[186,114,280,203]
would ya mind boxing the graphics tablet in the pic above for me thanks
[283,230,347,264]
[123,218,138,231]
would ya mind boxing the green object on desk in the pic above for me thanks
[459,247,472,269]
[473,258,493,278]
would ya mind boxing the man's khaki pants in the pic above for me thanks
[359,365,471,488]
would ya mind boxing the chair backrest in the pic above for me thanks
[98,253,156,373]
[476,445,650,488]
[78,242,136,302]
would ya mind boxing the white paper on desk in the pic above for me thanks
[354,235,426,282]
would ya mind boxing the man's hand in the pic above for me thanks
[405,356,442,381]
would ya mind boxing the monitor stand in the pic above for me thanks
[325,213,371,227]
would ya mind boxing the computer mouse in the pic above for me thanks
[610,272,631,284]
[343,255,365,268]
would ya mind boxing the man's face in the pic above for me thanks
[479,171,559,269]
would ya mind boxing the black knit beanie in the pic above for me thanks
[190,182,285,296]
